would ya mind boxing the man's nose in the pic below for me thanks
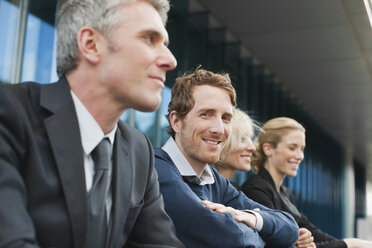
[157,46,177,71]
[210,118,225,135]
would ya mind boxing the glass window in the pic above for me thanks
[132,86,172,147]
[0,0,21,84]
[159,86,172,146]
[21,0,58,84]
[120,109,130,123]
[134,110,157,144]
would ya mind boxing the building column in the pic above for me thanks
[342,144,355,237]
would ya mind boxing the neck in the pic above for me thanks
[264,163,286,192]
[216,164,235,181]
[188,160,207,177]
[67,72,123,135]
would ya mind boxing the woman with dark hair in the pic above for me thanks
[241,117,372,248]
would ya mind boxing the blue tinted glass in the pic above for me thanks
[135,111,156,133]
[0,0,20,83]
[21,11,57,84]
[159,86,171,146]
[131,86,172,146]
[120,109,130,123]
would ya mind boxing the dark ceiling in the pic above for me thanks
[196,0,372,181]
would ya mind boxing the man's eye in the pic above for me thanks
[144,35,154,43]
[222,116,231,122]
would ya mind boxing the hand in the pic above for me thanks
[201,200,257,228]
[294,228,316,248]
[344,238,372,248]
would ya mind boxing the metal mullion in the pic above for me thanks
[11,0,29,84]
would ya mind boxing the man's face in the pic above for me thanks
[173,85,233,174]
[98,0,177,112]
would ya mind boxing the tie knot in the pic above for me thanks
[92,138,111,170]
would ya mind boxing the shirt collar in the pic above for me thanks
[162,137,214,185]
[71,91,117,155]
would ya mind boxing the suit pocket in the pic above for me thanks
[122,200,144,237]
[126,200,144,222]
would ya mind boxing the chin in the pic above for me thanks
[136,101,161,112]
[288,171,298,177]
[203,155,219,164]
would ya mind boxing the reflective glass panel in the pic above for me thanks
[21,0,58,84]
[0,0,21,84]
[159,86,172,146]
[129,86,172,147]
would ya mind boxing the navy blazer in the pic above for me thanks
[0,78,183,248]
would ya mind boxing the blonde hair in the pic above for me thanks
[214,108,256,170]
[251,117,305,171]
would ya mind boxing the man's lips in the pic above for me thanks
[203,138,221,145]
[149,75,166,89]
[149,75,165,83]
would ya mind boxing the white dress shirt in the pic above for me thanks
[71,91,117,225]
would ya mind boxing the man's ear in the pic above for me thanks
[77,27,103,64]
[169,111,182,134]
[262,143,273,157]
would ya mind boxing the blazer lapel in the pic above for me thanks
[41,78,87,248]
[108,128,133,247]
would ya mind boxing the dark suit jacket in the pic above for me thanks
[0,78,183,248]
[241,168,347,248]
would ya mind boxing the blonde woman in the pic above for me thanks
[242,117,372,248]
[213,108,256,189]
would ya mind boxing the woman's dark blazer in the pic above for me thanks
[241,168,347,248]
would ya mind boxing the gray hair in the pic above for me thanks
[56,0,170,77]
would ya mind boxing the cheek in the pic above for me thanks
[197,120,215,135]
[224,126,231,139]
[232,151,243,164]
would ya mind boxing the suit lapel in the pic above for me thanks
[41,78,87,248]
[108,128,133,247]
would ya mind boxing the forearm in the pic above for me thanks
[259,209,299,247]
[0,96,40,247]
[0,151,40,247]
[158,180,263,247]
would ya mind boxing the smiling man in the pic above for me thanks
[0,0,183,247]
[154,68,300,247]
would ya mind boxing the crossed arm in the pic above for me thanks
[202,200,315,248]
[154,156,300,247]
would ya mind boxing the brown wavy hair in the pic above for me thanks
[167,68,236,138]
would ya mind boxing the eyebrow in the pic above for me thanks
[196,108,214,114]
[197,108,233,117]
